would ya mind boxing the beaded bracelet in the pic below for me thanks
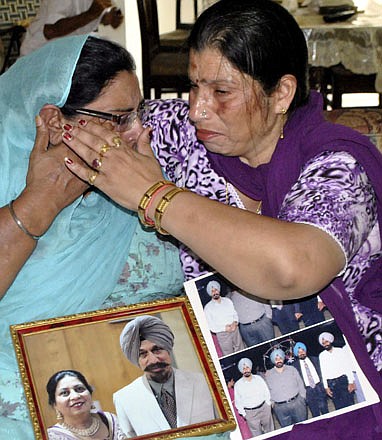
[8,199,43,241]
[137,180,175,227]
[154,186,187,235]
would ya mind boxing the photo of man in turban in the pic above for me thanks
[203,280,245,356]
[265,348,307,428]
[318,332,356,410]
[113,315,216,437]
[234,357,274,436]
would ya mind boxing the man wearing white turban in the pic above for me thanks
[318,332,356,410]
[113,315,216,437]
[234,358,274,436]
[203,280,245,355]
[265,348,307,428]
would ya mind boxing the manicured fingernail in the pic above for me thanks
[64,157,73,165]
[63,123,73,131]
[78,119,87,126]
[62,131,72,141]
[35,115,42,126]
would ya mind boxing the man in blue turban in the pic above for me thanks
[234,358,274,436]
[292,342,329,417]
[203,279,245,356]
[265,347,307,428]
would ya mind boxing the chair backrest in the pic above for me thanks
[0,25,26,74]
[176,0,198,30]
[137,0,161,61]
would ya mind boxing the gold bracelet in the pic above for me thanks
[137,180,175,227]
[8,199,43,240]
[154,186,187,235]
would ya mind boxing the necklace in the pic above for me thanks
[61,414,100,437]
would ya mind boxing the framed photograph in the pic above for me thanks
[11,296,236,440]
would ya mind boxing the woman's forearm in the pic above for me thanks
[0,189,64,297]
[154,190,345,300]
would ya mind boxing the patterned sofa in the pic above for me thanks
[324,108,382,153]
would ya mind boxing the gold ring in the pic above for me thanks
[92,157,102,169]
[99,143,111,156]
[112,136,122,148]
[88,170,98,185]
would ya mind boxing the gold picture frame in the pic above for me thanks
[11,296,236,439]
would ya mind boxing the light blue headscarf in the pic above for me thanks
[0,34,153,438]
[0,34,141,326]
[0,35,226,440]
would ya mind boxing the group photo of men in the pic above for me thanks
[196,274,330,357]
[220,321,365,439]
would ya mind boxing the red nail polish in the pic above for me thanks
[63,131,72,141]
[64,157,73,165]
[63,123,73,131]
[79,119,87,126]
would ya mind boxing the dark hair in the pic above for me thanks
[61,36,136,116]
[188,0,309,111]
[46,370,93,406]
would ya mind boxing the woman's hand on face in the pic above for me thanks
[62,120,165,211]
[24,116,88,223]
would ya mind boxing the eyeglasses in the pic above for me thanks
[74,100,149,132]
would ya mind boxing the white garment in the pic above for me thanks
[319,346,355,388]
[234,375,271,417]
[113,368,216,437]
[204,297,238,333]
[20,0,105,56]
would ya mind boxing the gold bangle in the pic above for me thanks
[138,180,175,227]
[154,186,186,235]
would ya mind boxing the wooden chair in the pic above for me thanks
[160,0,198,51]
[0,25,26,74]
[329,63,382,109]
[137,0,190,99]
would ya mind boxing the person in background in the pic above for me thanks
[61,0,382,437]
[271,302,300,335]
[228,289,274,347]
[234,358,274,437]
[46,370,126,440]
[265,348,307,428]
[20,0,123,56]
[203,280,245,355]
[0,35,183,439]
[113,315,216,437]
[226,376,252,440]
[318,332,356,410]
[292,342,329,418]
[293,295,326,328]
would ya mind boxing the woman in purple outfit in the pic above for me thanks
[62,0,382,437]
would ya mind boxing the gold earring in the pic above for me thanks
[280,108,287,139]
[56,409,63,421]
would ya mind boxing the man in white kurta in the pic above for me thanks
[20,0,122,56]
[234,358,274,437]
[318,332,356,410]
[113,315,216,437]
[203,280,245,355]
